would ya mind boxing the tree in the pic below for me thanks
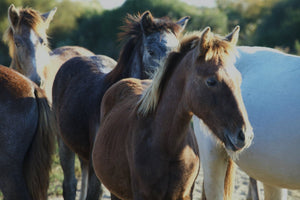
[255,0,300,53]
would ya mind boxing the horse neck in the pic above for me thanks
[152,65,192,156]
[107,42,144,83]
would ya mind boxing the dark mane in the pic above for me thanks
[3,7,47,57]
[118,13,181,41]
[106,12,182,82]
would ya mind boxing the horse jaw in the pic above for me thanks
[193,116,252,161]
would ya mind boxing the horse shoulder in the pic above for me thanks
[101,78,150,121]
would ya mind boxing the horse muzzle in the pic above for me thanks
[224,127,253,152]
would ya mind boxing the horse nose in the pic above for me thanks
[225,128,247,151]
[237,129,245,142]
[234,129,246,149]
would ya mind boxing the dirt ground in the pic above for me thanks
[49,165,300,200]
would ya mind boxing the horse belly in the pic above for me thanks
[236,130,300,189]
[93,129,132,199]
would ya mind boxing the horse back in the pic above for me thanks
[51,46,94,58]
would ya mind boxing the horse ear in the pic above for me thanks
[196,26,211,57]
[226,25,240,45]
[176,16,190,33]
[140,11,154,34]
[41,7,57,29]
[8,4,19,33]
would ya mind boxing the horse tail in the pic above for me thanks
[23,86,56,200]
[224,158,236,200]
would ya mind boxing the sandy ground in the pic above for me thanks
[49,165,300,200]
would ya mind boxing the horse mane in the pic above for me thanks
[3,7,48,58]
[137,29,237,116]
[106,12,182,82]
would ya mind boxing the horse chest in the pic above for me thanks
[130,142,199,199]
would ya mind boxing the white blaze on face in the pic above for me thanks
[163,31,179,52]
[29,29,50,79]
[154,31,179,68]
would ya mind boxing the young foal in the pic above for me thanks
[0,65,55,200]
[52,11,189,200]
[92,27,253,200]
[3,4,94,102]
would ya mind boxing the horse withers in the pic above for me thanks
[52,11,189,200]
[0,65,55,200]
[92,26,253,200]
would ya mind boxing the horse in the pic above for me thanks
[3,5,97,200]
[52,11,190,200]
[3,4,95,102]
[0,65,55,200]
[92,26,253,200]
[193,45,300,200]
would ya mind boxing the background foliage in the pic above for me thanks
[0,0,299,66]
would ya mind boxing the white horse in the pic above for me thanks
[193,45,300,200]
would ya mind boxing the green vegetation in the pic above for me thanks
[1,0,299,66]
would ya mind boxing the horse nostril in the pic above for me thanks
[238,130,245,141]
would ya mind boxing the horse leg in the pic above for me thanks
[263,183,287,200]
[0,166,31,200]
[79,159,89,200]
[58,137,77,200]
[86,160,102,200]
[193,116,229,200]
[246,177,260,200]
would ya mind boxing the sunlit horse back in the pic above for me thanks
[52,11,189,200]
[92,26,253,200]
[0,65,55,200]
[3,4,94,102]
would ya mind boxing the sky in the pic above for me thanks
[99,0,216,10]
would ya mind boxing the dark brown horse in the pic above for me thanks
[52,11,189,200]
[92,26,253,200]
[0,65,55,200]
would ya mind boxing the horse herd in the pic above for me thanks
[0,4,299,200]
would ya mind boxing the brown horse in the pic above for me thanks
[3,4,95,102]
[0,65,55,200]
[52,11,189,200]
[92,26,253,200]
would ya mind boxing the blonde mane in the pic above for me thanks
[3,7,48,58]
[137,28,238,117]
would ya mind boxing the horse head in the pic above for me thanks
[139,11,189,77]
[4,4,56,85]
[117,11,189,79]
[184,26,253,154]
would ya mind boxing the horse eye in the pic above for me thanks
[206,77,218,87]
[39,38,46,46]
[148,50,155,56]
[14,39,22,48]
